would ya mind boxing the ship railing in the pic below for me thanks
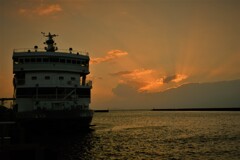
[84,80,92,88]
[28,94,90,100]
[63,89,76,100]
[16,95,64,99]
[86,80,92,86]
[13,48,89,56]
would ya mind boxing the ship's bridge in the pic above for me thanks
[12,32,93,113]
[12,50,90,74]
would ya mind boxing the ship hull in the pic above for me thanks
[15,110,93,132]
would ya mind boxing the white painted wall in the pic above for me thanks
[24,72,81,87]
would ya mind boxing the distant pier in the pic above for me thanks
[152,108,240,111]
[94,109,109,113]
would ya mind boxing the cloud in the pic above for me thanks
[90,50,128,64]
[110,71,133,76]
[112,83,139,97]
[19,4,62,16]
[111,69,153,79]
[110,79,240,109]
[111,69,188,93]
[36,4,62,15]
[172,74,188,83]
[138,79,164,92]
[163,75,177,83]
[139,74,188,92]
[163,74,188,83]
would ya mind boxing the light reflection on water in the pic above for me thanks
[39,111,240,159]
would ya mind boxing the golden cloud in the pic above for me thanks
[90,50,128,64]
[36,4,62,15]
[111,69,153,78]
[172,74,188,83]
[111,69,188,93]
[19,4,62,16]
[138,79,164,92]
[163,74,188,83]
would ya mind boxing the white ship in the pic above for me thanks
[12,32,93,130]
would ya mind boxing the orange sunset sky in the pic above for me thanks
[0,0,240,109]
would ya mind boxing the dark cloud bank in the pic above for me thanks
[110,79,240,109]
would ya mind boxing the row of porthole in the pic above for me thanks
[13,57,88,66]
[31,76,76,81]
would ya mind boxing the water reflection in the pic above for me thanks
[24,111,240,160]
[27,128,95,160]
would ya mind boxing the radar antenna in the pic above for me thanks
[41,32,58,52]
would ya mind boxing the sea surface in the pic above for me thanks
[36,111,240,160]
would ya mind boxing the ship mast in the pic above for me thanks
[41,32,58,52]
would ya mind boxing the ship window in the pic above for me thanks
[50,57,59,62]
[59,76,64,80]
[43,58,49,62]
[13,58,19,64]
[19,59,24,64]
[71,77,76,81]
[67,59,71,63]
[31,58,36,62]
[45,76,50,80]
[36,58,42,62]
[80,60,87,66]
[72,60,76,64]
[60,59,65,63]
[84,60,89,66]
[25,58,30,63]
[32,76,37,80]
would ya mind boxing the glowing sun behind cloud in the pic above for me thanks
[111,69,188,93]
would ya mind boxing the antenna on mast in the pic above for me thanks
[41,32,58,52]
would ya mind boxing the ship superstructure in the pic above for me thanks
[12,32,93,129]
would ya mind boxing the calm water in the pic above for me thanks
[38,111,240,160]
